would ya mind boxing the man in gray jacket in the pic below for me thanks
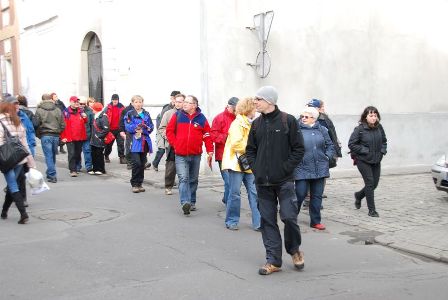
[33,94,66,182]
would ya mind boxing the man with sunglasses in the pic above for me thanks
[246,86,305,275]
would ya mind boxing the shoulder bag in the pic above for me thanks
[0,122,30,173]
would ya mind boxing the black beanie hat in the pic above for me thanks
[111,94,119,101]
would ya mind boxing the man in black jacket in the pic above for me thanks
[119,103,135,170]
[246,86,305,275]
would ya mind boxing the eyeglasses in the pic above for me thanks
[301,115,314,119]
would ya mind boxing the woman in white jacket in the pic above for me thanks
[222,97,260,231]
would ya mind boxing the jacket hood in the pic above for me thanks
[38,100,57,111]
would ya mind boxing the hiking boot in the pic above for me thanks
[138,186,145,192]
[47,177,57,183]
[132,187,140,193]
[354,192,362,209]
[190,204,196,211]
[291,251,305,270]
[105,156,111,163]
[258,263,281,275]
[368,210,379,217]
[119,157,127,164]
[165,188,173,195]
[70,172,77,177]
[182,203,191,215]
[18,213,29,224]
[311,223,326,230]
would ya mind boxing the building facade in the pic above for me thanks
[1,0,447,170]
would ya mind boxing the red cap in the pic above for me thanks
[69,96,79,102]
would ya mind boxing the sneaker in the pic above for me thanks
[226,224,238,230]
[368,210,379,217]
[354,192,362,209]
[144,162,152,170]
[165,188,173,195]
[132,187,140,193]
[47,177,57,183]
[88,170,95,175]
[182,203,191,215]
[105,156,111,163]
[138,186,145,192]
[311,223,326,230]
[258,263,281,275]
[94,171,103,175]
[291,251,305,270]
[190,204,196,211]
[70,172,77,177]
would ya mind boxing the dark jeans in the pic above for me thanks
[356,160,381,211]
[165,160,176,189]
[91,145,106,173]
[104,129,125,158]
[218,160,230,204]
[67,141,83,172]
[256,181,301,267]
[3,165,26,214]
[152,148,165,168]
[295,178,325,226]
[130,152,147,187]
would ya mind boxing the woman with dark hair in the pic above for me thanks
[0,102,36,224]
[348,106,387,217]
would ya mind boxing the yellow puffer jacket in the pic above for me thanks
[221,114,252,173]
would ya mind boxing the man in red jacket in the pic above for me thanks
[210,97,238,205]
[60,96,88,177]
[104,94,125,164]
[166,95,213,215]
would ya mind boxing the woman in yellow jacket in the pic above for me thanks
[222,97,261,231]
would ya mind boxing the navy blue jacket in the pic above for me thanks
[294,121,335,180]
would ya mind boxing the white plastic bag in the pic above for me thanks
[26,168,50,195]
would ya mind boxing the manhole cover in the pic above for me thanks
[38,211,92,221]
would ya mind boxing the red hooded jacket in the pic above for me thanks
[210,108,236,161]
[60,107,88,142]
[106,102,125,130]
[166,108,213,156]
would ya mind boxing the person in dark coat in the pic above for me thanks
[245,86,305,276]
[51,92,67,154]
[348,106,387,217]
[294,106,335,230]
[119,102,135,170]
[90,102,110,175]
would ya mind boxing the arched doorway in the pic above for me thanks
[81,32,103,104]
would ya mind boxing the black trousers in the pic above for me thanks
[67,141,83,172]
[91,146,106,173]
[130,152,147,187]
[256,181,301,267]
[3,165,27,215]
[104,129,125,158]
[356,160,381,211]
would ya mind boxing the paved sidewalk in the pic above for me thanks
[36,144,448,263]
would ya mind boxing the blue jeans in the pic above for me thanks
[226,170,260,229]
[41,135,59,179]
[295,178,325,226]
[77,140,92,171]
[218,161,230,204]
[3,164,23,193]
[175,155,201,205]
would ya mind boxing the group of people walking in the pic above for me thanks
[0,86,387,277]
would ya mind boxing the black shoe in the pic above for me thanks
[119,157,127,164]
[368,210,379,217]
[303,199,310,208]
[144,162,151,170]
[47,177,57,183]
[126,164,132,170]
[18,213,29,224]
[182,203,191,215]
[59,147,66,154]
[354,192,361,209]
[105,156,111,163]
[1,210,7,219]
[23,201,29,208]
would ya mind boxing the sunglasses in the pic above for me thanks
[301,115,314,119]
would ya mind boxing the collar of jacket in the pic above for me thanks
[261,105,280,119]
[235,114,251,128]
[108,102,124,108]
[223,108,236,119]
[180,107,201,119]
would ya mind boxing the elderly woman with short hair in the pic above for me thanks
[294,106,334,230]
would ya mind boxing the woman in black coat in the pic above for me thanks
[348,106,387,217]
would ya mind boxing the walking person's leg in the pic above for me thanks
[175,155,191,214]
[83,140,92,171]
[225,170,243,229]
[243,172,261,230]
[189,155,201,206]
[67,142,76,172]
[41,136,57,180]
[308,178,325,228]
[356,160,378,216]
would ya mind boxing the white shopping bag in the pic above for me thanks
[25,168,50,195]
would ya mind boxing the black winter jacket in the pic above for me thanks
[246,107,305,186]
[348,123,387,164]
[90,113,110,148]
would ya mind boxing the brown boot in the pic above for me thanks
[258,263,281,275]
[291,251,305,270]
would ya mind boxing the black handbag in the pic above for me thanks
[0,122,30,173]
[236,153,251,171]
